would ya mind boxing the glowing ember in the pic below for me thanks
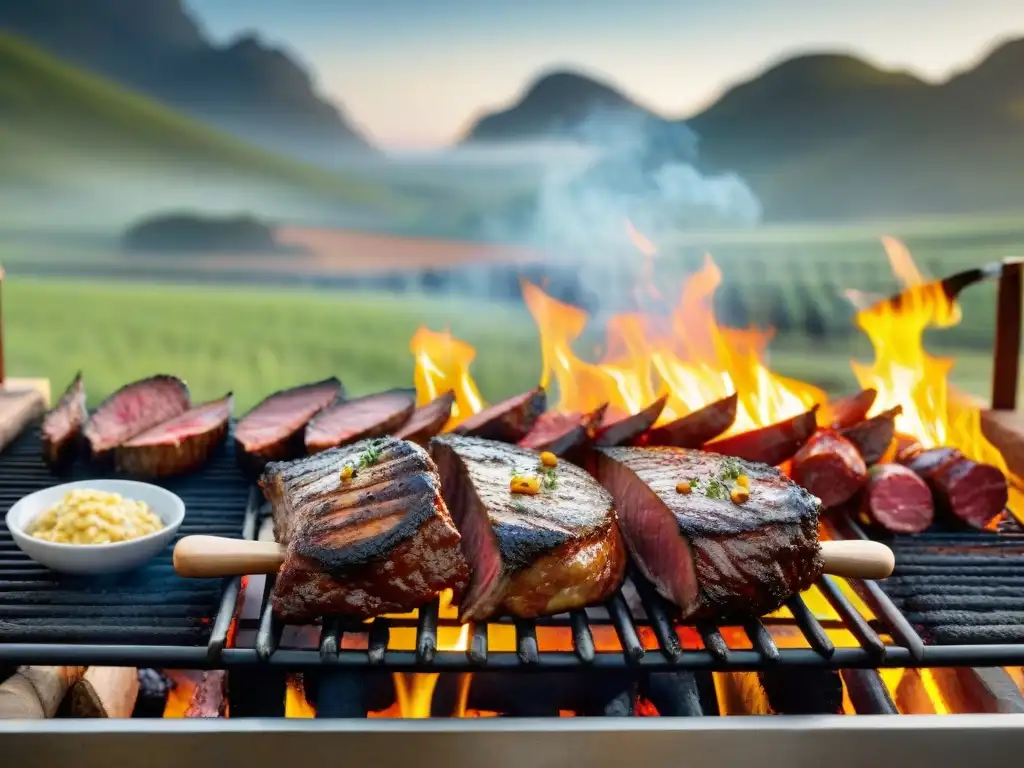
[410,327,485,429]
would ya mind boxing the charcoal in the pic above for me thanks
[133,669,173,718]
[758,668,844,714]
[431,671,637,717]
[642,671,706,716]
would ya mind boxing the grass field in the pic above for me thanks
[3,277,1007,414]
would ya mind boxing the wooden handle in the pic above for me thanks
[173,535,284,578]
[820,540,895,580]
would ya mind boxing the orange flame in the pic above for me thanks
[410,327,485,429]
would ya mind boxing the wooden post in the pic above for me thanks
[991,257,1023,410]
[0,265,5,386]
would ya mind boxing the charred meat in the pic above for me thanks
[115,394,233,478]
[430,434,626,621]
[305,389,416,454]
[260,437,468,622]
[452,388,546,443]
[234,378,342,473]
[41,372,87,470]
[595,446,822,621]
[518,404,607,456]
[394,391,455,445]
[83,375,190,462]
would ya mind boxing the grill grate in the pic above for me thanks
[0,424,257,665]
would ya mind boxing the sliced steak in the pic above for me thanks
[115,394,233,478]
[705,407,819,466]
[260,437,468,622]
[234,378,342,474]
[840,406,901,465]
[594,396,668,447]
[595,446,822,621]
[452,388,546,443]
[518,404,607,456]
[819,389,877,430]
[305,389,416,454]
[430,434,626,621]
[41,372,87,471]
[394,391,455,445]
[83,375,190,462]
[634,394,737,449]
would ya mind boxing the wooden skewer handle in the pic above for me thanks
[173,535,285,578]
[819,540,895,580]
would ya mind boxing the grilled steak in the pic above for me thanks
[594,396,668,448]
[305,389,416,454]
[452,388,546,443]
[519,405,607,456]
[83,375,190,462]
[394,391,455,445]
[430,434,626,621]
[41,372,87,471]
[234,378,342,473]
[595,446,822,621]
[260,437,468,622]
[115,394,233,478]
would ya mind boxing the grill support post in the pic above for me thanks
[991,257,1023,410]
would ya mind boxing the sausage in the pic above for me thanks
[593,395,668,447]
[705,406,819,466]
[903,447,1008,530]
[839,406,902,465]
[861,463,934,534]
[790,430,868,509]
[819,389,877,430]
[634,393,737,448]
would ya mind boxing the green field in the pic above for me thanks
[3,277,1008,414]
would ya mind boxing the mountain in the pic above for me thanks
[461,41,1024,221]
[0,0,372,162]
[0,33,397,227]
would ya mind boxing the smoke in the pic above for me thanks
[480,106,762,311]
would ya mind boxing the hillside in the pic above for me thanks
[0,33,397,224]
[460,42,1024,221]
[0,0,372,160]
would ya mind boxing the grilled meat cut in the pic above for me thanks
[41,372,87,470]
[902,447,1008,530]
[790,431,868,510]
[840,406,901,465]
[594,396,668,447]
[115,394,233,478]
[260,437,468,622]
[518,404,607,456]
[634,394,737,449]
[595,446,822,621]
[394,391,455,445]
[234,378,342,473]
[305,389,416,454]
[861,463,934,534]
[83,375,190,462]
[430,434,626,621]
[452,388,546,443]
[705,407,819,466]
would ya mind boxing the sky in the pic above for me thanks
[185,0,1024,149]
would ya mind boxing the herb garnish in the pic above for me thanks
[358,439,384,468]
[539,466,558,490]
[684,460,743,500]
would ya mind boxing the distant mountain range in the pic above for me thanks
[0,0,372,162]
[463,40,1024,220]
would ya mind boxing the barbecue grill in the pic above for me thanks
[3,259,1024,768]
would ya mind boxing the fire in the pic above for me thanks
[410,327,485,429]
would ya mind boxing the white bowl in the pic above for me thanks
[5,479,185,575]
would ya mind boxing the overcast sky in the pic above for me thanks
[185,0,1024,148]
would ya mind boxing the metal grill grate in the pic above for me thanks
[0,424,257,666]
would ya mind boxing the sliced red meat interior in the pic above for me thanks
[234,377,342,473]
[394,391,455,445]
[634,394,737,448]
[260,436,469,622]
[593,395,668,447]
[114,394,233,478]
[305,389,416,454]
[861,463,934,534]
[790,431,868,510]
[430,434,626,621]
[41,371,87,471]
[83,375,190,461]
[902,447,1008,530]
[518,404,607,456]
[451,388,546,443]
[594,446,822,621]
[818,389,877,430]
[705,406,819,466]
[839,406,902,465]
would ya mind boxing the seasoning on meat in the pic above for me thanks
[234,377,342,474]
[452,388,546,443]
[41,371,87,471]
[595,446,822,621]
[83,375,191,462]
[305,389,416,454]
[259,437,469,622]
[431,434,626,621]
[114,394,233,478]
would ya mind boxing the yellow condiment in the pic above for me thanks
[28,489,163,545]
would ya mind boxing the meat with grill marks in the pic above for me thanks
[83,375,190,462]
[595,446,822,621]
[430,434,626,621]
[41,372,87,471]
[260,437,469,622]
